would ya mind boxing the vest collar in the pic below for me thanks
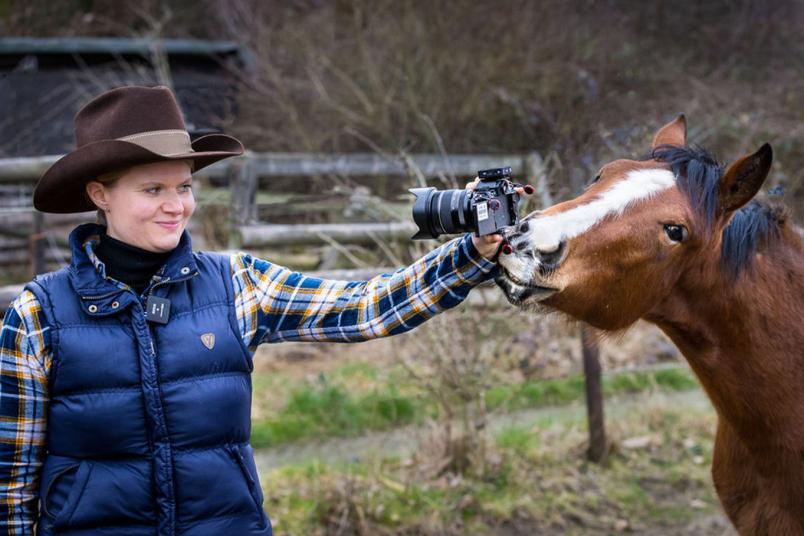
[68,223,198,300]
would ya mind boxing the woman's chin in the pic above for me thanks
[155,238,181,253]
[150,226,184,251]
[143,234,181,253]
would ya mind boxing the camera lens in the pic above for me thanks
[410,187,472,239]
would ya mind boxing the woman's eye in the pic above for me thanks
[146,187,160,194]
[664,224,688,243]
[179,184,193,192]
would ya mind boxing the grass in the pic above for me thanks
[251,384,418,448]
[261,392,720,535]
[250,365,700,448]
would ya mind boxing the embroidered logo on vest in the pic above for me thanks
[201,333,215,350]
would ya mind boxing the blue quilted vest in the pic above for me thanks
[26,224,272,536]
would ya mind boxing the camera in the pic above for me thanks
[410,167,526,240]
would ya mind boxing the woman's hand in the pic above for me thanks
[465,177,530,260]
[472,230,504,260]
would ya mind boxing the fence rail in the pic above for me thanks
[0,152,540,182]
[239,222,419,248]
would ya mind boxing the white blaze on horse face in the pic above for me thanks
[527,168,677,252]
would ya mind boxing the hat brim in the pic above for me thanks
[34,133,244,213]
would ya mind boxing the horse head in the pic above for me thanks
[496,115,774,331]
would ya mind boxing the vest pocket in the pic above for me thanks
[227,444,267,529]
[42,460,93,527]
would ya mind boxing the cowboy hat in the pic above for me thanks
[34,85,244,213]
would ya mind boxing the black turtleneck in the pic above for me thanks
[94,232,172,294]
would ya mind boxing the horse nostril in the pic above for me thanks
[516,241,528,252]
[519,221,529,233]
[537,240,566,269]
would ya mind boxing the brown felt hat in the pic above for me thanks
[34,85,245,213]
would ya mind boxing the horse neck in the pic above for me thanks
[646,229,804,449]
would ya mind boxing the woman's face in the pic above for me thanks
[86,160,195,252]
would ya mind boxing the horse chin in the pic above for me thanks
[494,269,559,310]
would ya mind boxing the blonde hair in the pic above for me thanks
[89,169,126,226]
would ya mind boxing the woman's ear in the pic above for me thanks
[85,181,109,211]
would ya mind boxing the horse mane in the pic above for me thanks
[644,145,786,278]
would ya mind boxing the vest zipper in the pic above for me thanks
[144,271,199,301]
[138,269,197,535]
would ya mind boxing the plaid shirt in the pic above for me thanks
[0,233,495,534]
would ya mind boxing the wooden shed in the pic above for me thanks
[0,37,250,159]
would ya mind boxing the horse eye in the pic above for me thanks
[591,174,601,184]
[664,224,688,243]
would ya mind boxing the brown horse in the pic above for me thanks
[496,116,804,534]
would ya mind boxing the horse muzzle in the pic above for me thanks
[494,266,559,306]
[504,218,567,271]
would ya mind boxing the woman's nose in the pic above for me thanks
[162,197,183,213]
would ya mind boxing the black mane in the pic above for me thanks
[648,145,782,278]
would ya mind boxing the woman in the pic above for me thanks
[0,86,509,535]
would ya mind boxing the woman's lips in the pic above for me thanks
[157,221,181,230]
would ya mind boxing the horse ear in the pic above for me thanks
[652,114,686,148]
[719,143,773,215]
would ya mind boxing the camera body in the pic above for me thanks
[410,166,522,240]
[472,167,520,236]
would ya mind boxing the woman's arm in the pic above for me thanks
[0,291,51,535]
[232,234,496,351]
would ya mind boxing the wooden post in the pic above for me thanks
[524,152,551,209]
[228,156,256,249]
[30,211,45,276]
[581,325,608,463]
